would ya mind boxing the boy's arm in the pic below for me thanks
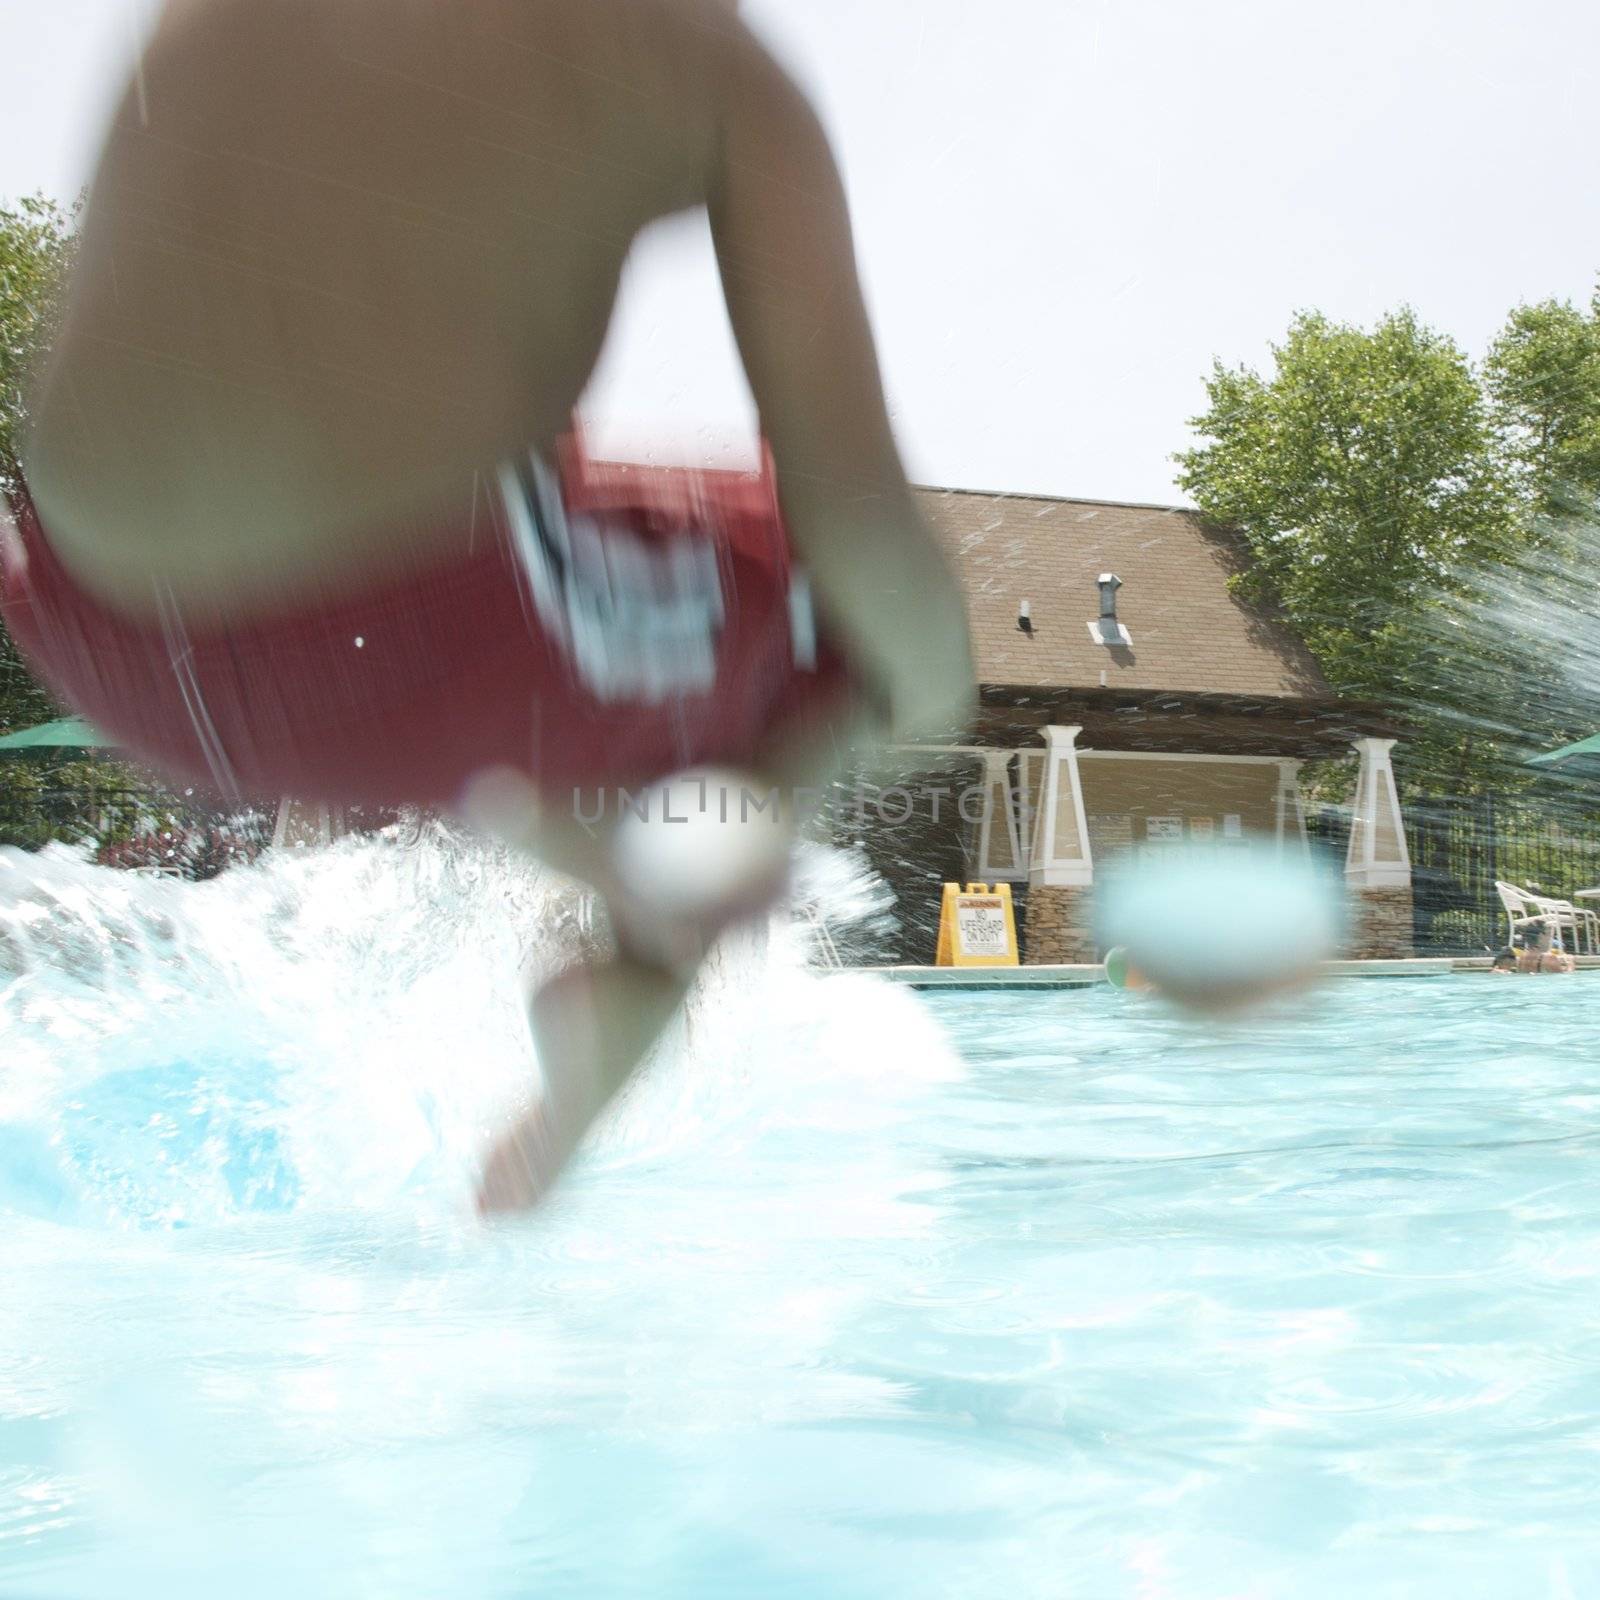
[706,24,974,742]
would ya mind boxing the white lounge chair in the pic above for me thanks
[1495,880,1537,945]
[1495,879,1596,955]
[1527,889,1598,955]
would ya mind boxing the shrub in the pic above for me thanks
[1427,907,1494,953]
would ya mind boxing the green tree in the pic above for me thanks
[1175,308,1530,794]
[1,193,77,737]
[1483,293,1600,520]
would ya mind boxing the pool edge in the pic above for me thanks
[861,956,1600,989]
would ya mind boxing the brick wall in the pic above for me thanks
[1023,884,1096,964]
[1347,886,1414,959]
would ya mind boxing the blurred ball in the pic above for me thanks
[1095,843,1343,1014]
[611,766,793,916]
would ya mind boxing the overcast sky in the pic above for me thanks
[4,0,1600,504]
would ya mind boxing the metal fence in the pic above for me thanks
[1,780,153,847]
[0,775,273,878]
[1310,794,1600,954]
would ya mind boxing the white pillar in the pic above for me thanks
[1345,738,1410,887]
[272,797,346,850]
[976,750,1026,882]
[1028,725,1094,888]
[1274,760,1310,856]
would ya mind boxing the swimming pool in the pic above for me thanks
[4,833,1600,1597]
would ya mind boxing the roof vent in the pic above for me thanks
[1088,572,1132,647]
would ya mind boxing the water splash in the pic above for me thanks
[1407,511,1600,762]
[0,823,916,1232]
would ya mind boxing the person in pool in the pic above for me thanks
[1491,917,1575,975]
[0,0,974,1212]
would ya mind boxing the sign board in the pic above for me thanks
[1146,816,1183,842]
[956,897,1010,957]
[1222,813,1243,838]
[1189,816,1215,840]
[935,882,1020,967]
[1090,813,1134,855]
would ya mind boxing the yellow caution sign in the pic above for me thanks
[935,882,1020,967]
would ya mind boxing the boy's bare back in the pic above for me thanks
[31,0,740,599]
[30,0,969,738]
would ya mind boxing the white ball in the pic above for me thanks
[1096,843,1344,1012]
[610,767,793,915]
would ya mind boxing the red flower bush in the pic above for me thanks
[96,826,264,881]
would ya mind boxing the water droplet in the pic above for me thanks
[354,636,365,649]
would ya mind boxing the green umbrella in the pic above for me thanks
[0,716,114,753]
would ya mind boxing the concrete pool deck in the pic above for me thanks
[868,956,1600,989]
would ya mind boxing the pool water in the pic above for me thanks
[4,832,1600,1598]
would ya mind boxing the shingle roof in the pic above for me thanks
[915,485,1332,701]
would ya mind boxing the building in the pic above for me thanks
[852,485,1411,964]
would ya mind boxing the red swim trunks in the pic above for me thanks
[0,438,851,810]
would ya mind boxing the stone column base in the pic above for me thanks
[1346,885,1414,959]
[1024,884,1096,964]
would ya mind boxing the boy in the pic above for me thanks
[1,0,974,1210]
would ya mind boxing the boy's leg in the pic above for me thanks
[461,761,808,1214]
[476,953,692,1214]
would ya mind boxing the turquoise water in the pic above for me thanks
[4,833,1600,1597]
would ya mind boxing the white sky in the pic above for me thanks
[4,0,1599,503]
